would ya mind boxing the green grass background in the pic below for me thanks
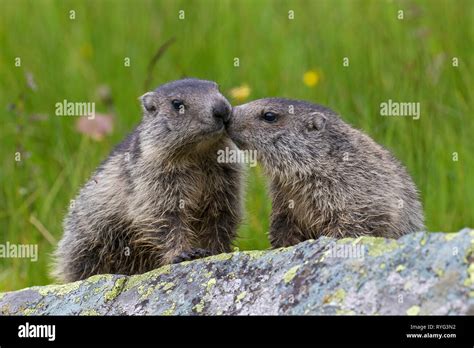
[0,0,472,291]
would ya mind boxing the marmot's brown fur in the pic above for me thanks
[53,79,243,282]
[227,98,424,247]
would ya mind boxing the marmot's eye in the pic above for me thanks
[262,112,278,123]
[171,99,185,111]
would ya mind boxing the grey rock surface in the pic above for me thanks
[1,228,473,315]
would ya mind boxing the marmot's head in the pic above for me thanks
[227,98,341,177]
[139,78,231,158]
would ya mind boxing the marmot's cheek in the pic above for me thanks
[161,119,173,133]
[224,121,240,139]
[226,131,248,150]
[267,131,285,147]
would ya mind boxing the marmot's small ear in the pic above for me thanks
[139,92,158,113]
[306,111,327,131]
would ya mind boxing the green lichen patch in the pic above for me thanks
[21,301,45,315]
[0,303,12,315]
[235,291,247,303]
[124,265,172,291]
[87,274,113,285]
[193,299,205,313]
[104,277,127,302]
[464,242,474,265]
[22,307,37,315]
[162,282,175,292]
[420,236,428,246]
[203,270,214,278]
[205,278,216,292]
[162,302,176,315]
[138,285,156,300]
[336,236,359,245]
[178,261,192,266]
[445,233,458,241]
[205,253,234,262]
[396,264,406,272]
[318,248,331,263]
[81,309,100,315]
[406,305,421,316]
[336,309,355,315]
[240,250,268,259]
[464,263,474,287]
[283,265,301,284]
[38,281,81,297]
[336,235,399,257]
[93,283,110,295]
[365,238,399,257]
[331,289,346,302]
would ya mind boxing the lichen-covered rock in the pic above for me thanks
[1,228,473,315]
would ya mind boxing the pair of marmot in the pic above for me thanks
[53,78,424,282]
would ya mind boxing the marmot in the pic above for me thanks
[227,98,424,247]
[53,78,243,282]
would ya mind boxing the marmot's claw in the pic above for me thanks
[172,248,212,264]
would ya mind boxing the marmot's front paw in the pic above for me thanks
[171,248,212,264]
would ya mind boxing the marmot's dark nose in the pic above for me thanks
[212,101,231,124]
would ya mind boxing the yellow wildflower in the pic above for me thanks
[303,70,320,87]
[229,84,251,102]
